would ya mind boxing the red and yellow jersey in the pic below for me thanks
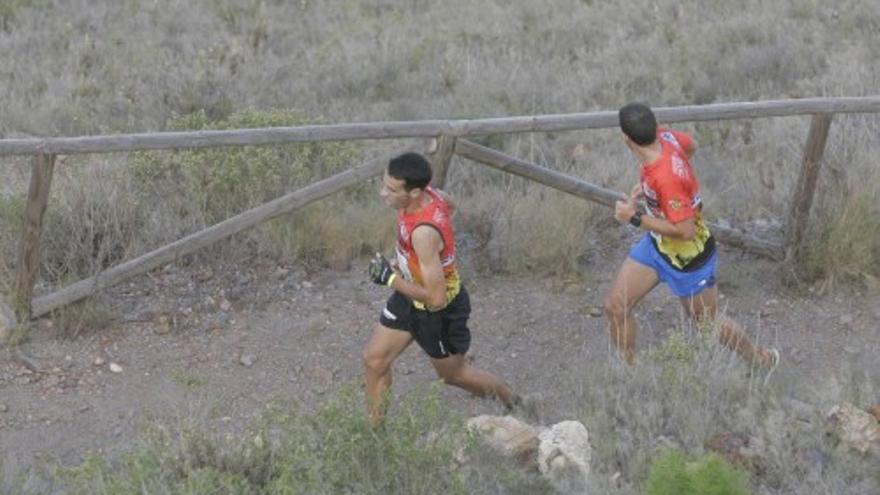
[395,187,461,309]
[640,128,714,270]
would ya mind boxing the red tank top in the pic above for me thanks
[395,187,461,308]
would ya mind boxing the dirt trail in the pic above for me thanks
[2,245,878,482]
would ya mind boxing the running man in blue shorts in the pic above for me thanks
[603,103,779,368]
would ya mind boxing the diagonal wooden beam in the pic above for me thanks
[30,147,414,318]
[455,139,784,260]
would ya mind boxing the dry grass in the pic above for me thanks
[0,3,879,491]
[5,329,877,494]
[1,0,878,287]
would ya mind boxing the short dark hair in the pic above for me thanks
[619,102,657,146]
[388,152,432,190]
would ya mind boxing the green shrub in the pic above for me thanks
[129,108,394,268]
[132,109,361,225]
[647,449,752,495]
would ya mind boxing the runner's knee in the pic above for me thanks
[603,293,627,318]
[362,346,391,375]
[435,366,464,386]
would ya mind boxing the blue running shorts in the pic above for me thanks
[627,234,717,298]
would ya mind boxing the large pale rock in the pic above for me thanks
[537,420,592,491]
[466,415,540,464]
[826,402,880,455]
[0,299,16,344]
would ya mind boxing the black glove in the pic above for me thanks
[368,253,396,286]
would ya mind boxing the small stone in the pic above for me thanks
[109,363,123,373]
[844,346,861,355]
[93,356,105,366]
[302,281,313,289]
[0,404,8,413]
[840,314,854,325]
[155,314,173,335]
[587,307,602,317]
[219,299,232,312]
[194,266,214,282]
[610,471,622,487]
[240,354,257,368]
[274,267,290,279]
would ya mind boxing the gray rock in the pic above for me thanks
[538,421,592,492]
[240,353,257,368]
[467,415,540,464]
[826,402,880,455]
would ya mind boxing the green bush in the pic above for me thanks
[129,108,395,268]
[132,109,361,225]
[647,449,752,495]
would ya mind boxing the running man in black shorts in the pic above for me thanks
[363,152,517,427]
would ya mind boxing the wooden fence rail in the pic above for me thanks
[0,97,878,156]
[1,96,878,328]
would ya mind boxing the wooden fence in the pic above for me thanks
[2,96,879,328]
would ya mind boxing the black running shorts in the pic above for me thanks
[378,288,471,359]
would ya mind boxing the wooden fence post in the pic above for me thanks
[14,153,56,321]
[785,113,833,260]
[425,134,456,189]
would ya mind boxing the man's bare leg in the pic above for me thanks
[680,287,775,366]
[362,324,413,427]
[603,258,660,365]
[430,354,515,408]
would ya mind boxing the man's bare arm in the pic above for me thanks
[388,226,447,309]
